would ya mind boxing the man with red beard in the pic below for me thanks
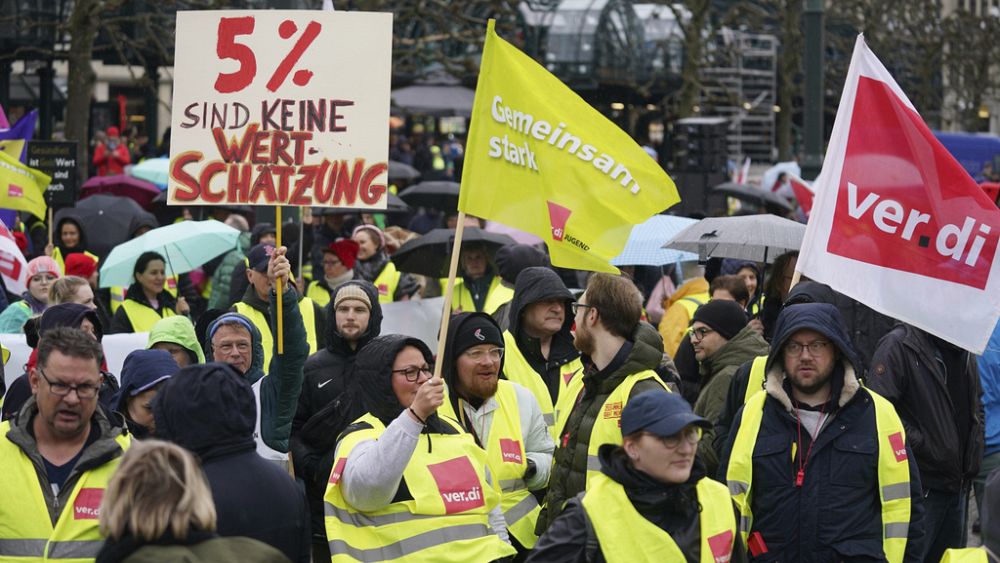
[439,312,553,557]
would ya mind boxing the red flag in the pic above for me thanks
[797,35,1000,353]
[788,175,814,217]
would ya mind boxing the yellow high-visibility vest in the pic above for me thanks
[725,388,912,562]
[439,380,542,548]
[306,280,332,308]
[0,420,130,562]
[120,299,176,333]
[323,413,516,562]
[940,548,989,562]
[234,298,317,371]
[743,355,769,403]
[501,330,583,440]
[444,276,513,314]
[373,262,401,304]
[583,473,736,563]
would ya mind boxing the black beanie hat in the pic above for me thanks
[451,314,504,356]
[691,300,748,340]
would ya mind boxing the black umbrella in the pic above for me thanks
[398,181,460,211]
[392,227,516,278]
[712,182,793,213]
[315,192,411,216]
[56,194,148,260]
[389,161,421,182]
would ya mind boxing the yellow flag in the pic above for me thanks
[459,20,680,273]
[0,149,49,218]
[0,140,25,160]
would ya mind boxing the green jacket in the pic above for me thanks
[112,536,290,562]
[207,231,251,310]
[146,316,206,364]
[692,324,769,476]
[537,322,666,532]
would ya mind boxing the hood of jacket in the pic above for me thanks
[763,302,862,412]
[783,281,837,307]
[32,303,104,346]
[351,334,435,426]
[442,312,505,415]
[326,280,383,355]
[204,312,265,384]
[508,266,574,342]
[152,362,257,461]
[700,324,769,378]
[147,316,206,364]
[666,277,710,308]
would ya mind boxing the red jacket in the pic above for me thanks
[93,142,131,176]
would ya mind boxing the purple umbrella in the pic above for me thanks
[80,175,161,210]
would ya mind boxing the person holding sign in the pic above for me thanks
[323,334,516,562]
[110,252,190,334]
[352,225,419,303]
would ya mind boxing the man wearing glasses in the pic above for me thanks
[0,327,129,560]
[720,303,924,562]
[536,273,668,533]
[438,312,553,556]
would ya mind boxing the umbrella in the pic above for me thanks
[130,157,169,189]
[391,84,476,117]
[392,227,516,278]
[80,175,161,209]
[56,195,148,260]
[389,160,420,182]
[484,221,543,246]
[712,183,793,213]
[98,220,240,288]
[316,192,411,216]
[663,214,805,264]
[398,181,460,211]
[611,215,699,266]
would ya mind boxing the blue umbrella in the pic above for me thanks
[98,219,239,288]
[130,157,169,189]
[611,215,699,266]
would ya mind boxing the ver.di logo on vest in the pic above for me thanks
[428,457,486,514]
[74,488,104,520]
[499,439,523,464]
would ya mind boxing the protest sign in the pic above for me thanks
[797,35,1000,354]
[27,141,78,207]
[458,21,679,274]
[168,10,392,209]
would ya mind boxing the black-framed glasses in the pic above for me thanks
[784,340,830,357]
[464,347,504,362]
[37,368,101,399]
[644,426,702,449]
[391,365,434,382]
[687,326,715,342]
[571,302,597,316]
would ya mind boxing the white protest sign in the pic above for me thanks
[168,10,392,209]
[380,297,444,350]
[2,333,150,388]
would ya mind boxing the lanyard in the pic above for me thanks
[794,400,828,487]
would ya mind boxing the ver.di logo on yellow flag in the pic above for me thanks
[459,20,680,273]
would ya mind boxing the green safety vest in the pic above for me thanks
[323,413,515,562]
[583,473,736,563]
[725,388,912,562]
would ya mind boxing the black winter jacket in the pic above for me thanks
[866,324,984,492]
[152,363,311,563]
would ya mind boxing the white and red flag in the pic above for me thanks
[0,221,27,294]
[788,175,814,217]
[797,35,1000,353]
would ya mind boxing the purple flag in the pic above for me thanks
[0,109,38,162]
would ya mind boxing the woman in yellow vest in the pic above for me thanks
[352,224,419,303]
[530,391,744,563]
[111,251,190,333]
[46,216,100,274]
[323,334,515,562]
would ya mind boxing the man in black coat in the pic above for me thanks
[867,324,985,562]
[289,279,382,561]
[153,362,310,563]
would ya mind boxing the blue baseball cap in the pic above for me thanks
[621,390,710,438]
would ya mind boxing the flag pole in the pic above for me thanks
[47,208,53,248]
[275,206,284,355]
[432,211,466,380]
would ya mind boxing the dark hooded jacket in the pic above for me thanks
[152,362,309,563]
[491,245,549,332]
[866,324,984,493]
[528,446,747,563]
[506,267,581,404]
[53,216,92,260]
[537,321,667,532]
[205,286,309,453]
[718,303,924,563]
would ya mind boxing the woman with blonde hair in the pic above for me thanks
[97,440,289,562]
[48,275,96,308]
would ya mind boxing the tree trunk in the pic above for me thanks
[674,0,710,119]
[64,0,102,185]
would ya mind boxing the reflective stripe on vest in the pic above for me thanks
[583,474,736,563]
[501,331,583,440]
[726,388,911,562]
[676,294,708,320]
[120,299,176,333]
[445,277,513,314]
[323,414,515,562]
[0,420,129,562]
[234,299,317,372]
[940,548,989,562]
[374,262,401,304]
[577,371,667,488]
[438,381,541,548]
[306,280,332,308]
[743,355,769,404]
